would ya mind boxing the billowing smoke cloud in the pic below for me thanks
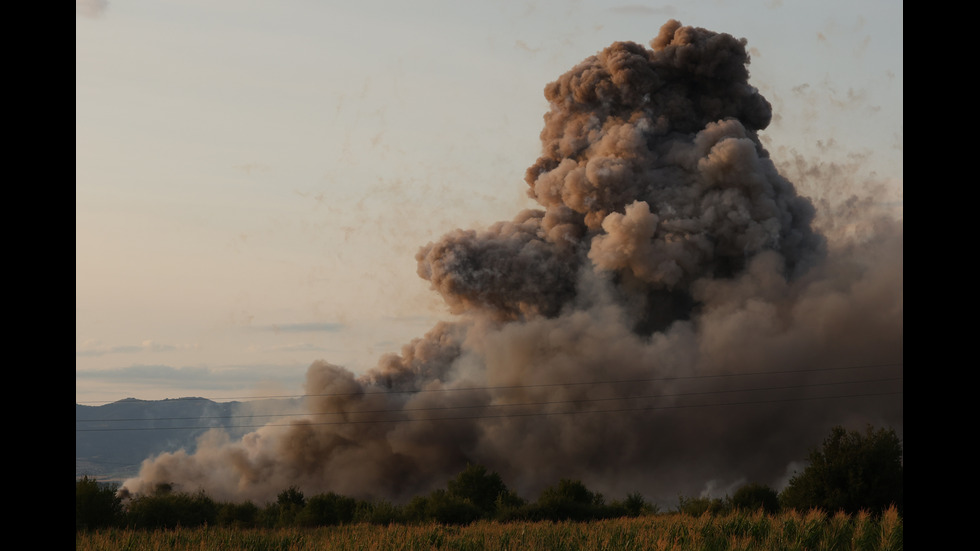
[120,21,902,506]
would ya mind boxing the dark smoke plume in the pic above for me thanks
[120,21,902,506]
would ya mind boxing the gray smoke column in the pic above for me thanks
[120,21,902,507]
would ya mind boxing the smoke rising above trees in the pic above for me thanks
[119,20,902,508]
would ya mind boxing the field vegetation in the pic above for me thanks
[76,424,902,550]
[76,507,903,551]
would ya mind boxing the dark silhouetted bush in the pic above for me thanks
[217,500,259,528]
[446,463,509,517]
[125,488,218,529]
[731,483,780,514]
[298,492,357,526]
[76,476,123,531]
[780,425,903,515]
[534,479,606,521]
[676,495,728,516]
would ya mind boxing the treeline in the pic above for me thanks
[76,424,903,531]
[77,466,647,530]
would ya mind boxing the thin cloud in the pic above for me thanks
[267,322,345,333]
[76,340,179,358]
[76,363,307,392]
[258,343,332,353]
[76,364,213,382]
[607,4,676,16]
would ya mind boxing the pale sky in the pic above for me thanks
[76,0,903,404]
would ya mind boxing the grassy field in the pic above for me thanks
[75,506,902,551]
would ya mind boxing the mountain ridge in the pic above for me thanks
[75,397,305,484]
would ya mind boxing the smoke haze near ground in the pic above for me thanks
[119,20,902,507]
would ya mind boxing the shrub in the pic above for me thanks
[354,499,403,525]
[446,463,509,517]
[730,483,779,514]
[424,489,484,525]
[298,492,357,526]
[217,501,259,528]
[780,424,903,514]
[534,479,605,521]
[125,489,218,529]
[676,495,728,516]
[76,476,123,531]
[271,486,306,526]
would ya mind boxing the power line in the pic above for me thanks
[76,375,903,425]
[76,380,902,432]
[75,361,903,406]
[75,390,903,432]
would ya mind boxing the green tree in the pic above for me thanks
[353,498,403,524]
[780,424,903,514]
[535,479,605,521]
[446,463,509,517]
[125,489,218,529]
[273,486,306,526]
[604,491,654,518]
[676,495,728,516]
[424,489,484,525]
[730,483,779,514]
[298,492,356,526]
[621,492,654,516]
[492,488,529,522]
[76,476,122,531]
[277,486,306,507]
[217,501,259,528]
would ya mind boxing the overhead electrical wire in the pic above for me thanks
[76,364,902,432]
[75,361,902,406]
[76,390,903,432]
[77,374,903,425]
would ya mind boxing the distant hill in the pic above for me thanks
[75,397,304,484]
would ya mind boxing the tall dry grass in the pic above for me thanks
[75,506,902,551]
